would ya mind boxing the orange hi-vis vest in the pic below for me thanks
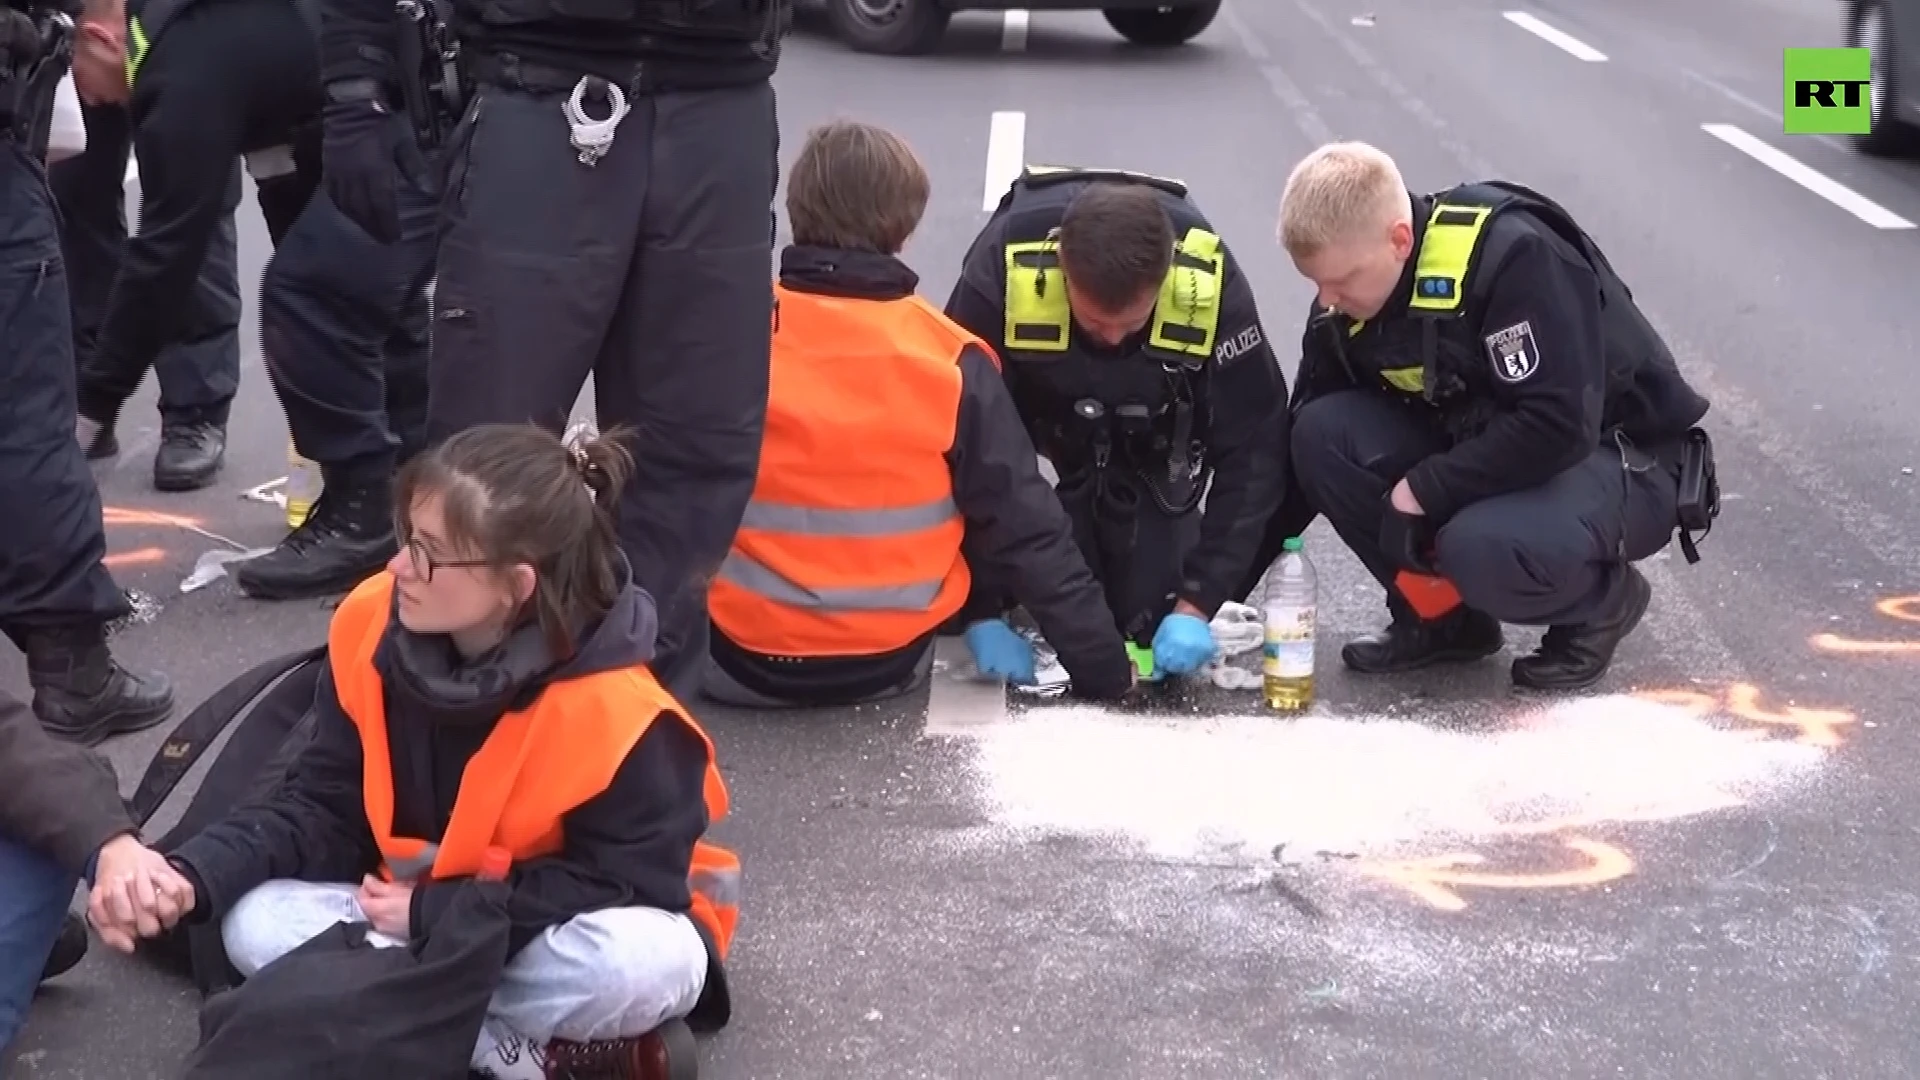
[709,282,998,658]
[328,572,742,962]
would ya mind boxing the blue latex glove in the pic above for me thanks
[964,619,1037,685]
[1151,613,1217,676]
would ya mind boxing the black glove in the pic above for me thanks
[1379,495,1439,575]
[322,86,404,244]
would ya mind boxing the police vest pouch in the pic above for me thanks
[1675,426,1718,564]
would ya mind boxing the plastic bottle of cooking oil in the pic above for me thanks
[1262,536,1317,712]
[287,441,321,529]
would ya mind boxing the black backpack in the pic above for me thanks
[126,645,328,993]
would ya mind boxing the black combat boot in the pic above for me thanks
[13,622,175,745]
[233,477,398,601]
[1511,566,1652,691]
[41,914,89,983]
[1341,605,1505,674]
[153,420,227,491]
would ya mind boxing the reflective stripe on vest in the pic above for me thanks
[328,572,743,961]
[1002,226,1225,365]
[125,16,149,87]
[708,286,978,658]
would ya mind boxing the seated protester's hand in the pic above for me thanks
[1151,613,1217,676]
[87,834,196,953]
[355,874,414,939]
[963,619,1037,685]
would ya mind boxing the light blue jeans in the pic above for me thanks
[221,880,708,1077]
[0,835,78,1054]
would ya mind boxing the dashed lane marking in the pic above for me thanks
[1000,9,1029,52]
[1701,123,1916,230]
[1503,11,1607,62]
[982,110,1026,213]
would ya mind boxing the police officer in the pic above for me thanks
[1268,141,1716,690]
[945,166,1291,680]
[1,0,174,742]
[70,0,435,602]
[316,0,787,702]
[52,99,242,491]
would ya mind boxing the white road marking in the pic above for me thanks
[1502,11,1607,62]
[1000,8,1029,51]
[923,636,1010,736]
[125,158,138,186]
[1700,122,1915,229]
[982,110,1026,212]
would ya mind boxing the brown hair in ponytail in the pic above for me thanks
[394,422,636,658]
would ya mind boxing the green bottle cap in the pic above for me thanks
[1282,536,1304,552]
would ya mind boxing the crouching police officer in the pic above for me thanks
[1,0,175,742]
[1270,141,1719,690]
[946,166,1290,680]
[707,122,1134,707]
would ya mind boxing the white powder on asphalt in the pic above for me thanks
[970,694,1827,862]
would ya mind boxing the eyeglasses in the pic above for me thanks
[402,536,491,583]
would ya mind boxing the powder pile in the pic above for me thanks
[969,694,1828,861]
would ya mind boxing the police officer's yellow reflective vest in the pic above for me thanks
[997,165,1225,370]
[1367,184,1519,398]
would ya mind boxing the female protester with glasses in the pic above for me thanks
[90,423,741,1080]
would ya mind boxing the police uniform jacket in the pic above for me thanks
[944,169,1291,620]
[1290,180,1711,524]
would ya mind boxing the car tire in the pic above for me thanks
[1103,2,1222,47]
[1847,0,1918,156]
[827,0,951,54]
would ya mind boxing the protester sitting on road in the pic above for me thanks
[2,686,192,1054]
[89,424,742,1080]
[705,120,1135,706]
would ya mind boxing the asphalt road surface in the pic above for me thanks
[10,0,1920,1075]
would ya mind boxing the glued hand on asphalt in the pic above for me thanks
[964,619,1037,684]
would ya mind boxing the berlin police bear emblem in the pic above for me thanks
[1484,320,1539,383]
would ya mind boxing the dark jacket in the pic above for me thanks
[168,565,713,959]
[1292,185,1710,524]
[711,245,1134,703]
[944,178,1292,620]
[77,0,322,417]
[0,688,134,873]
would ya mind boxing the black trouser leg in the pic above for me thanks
[593,83,777,705]
[0,140,129,630]
[1290,390,1450,616]
[51,108,240,431]
[1434,447,1680,627]
[428,79,776,704]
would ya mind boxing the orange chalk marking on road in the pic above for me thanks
[102,507,205,530]
[1809,594,1920,656]
[104,547,167,569]
[1358,837,1634,912]
[1723,683,1854,747]
[1632,684,1856,748]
